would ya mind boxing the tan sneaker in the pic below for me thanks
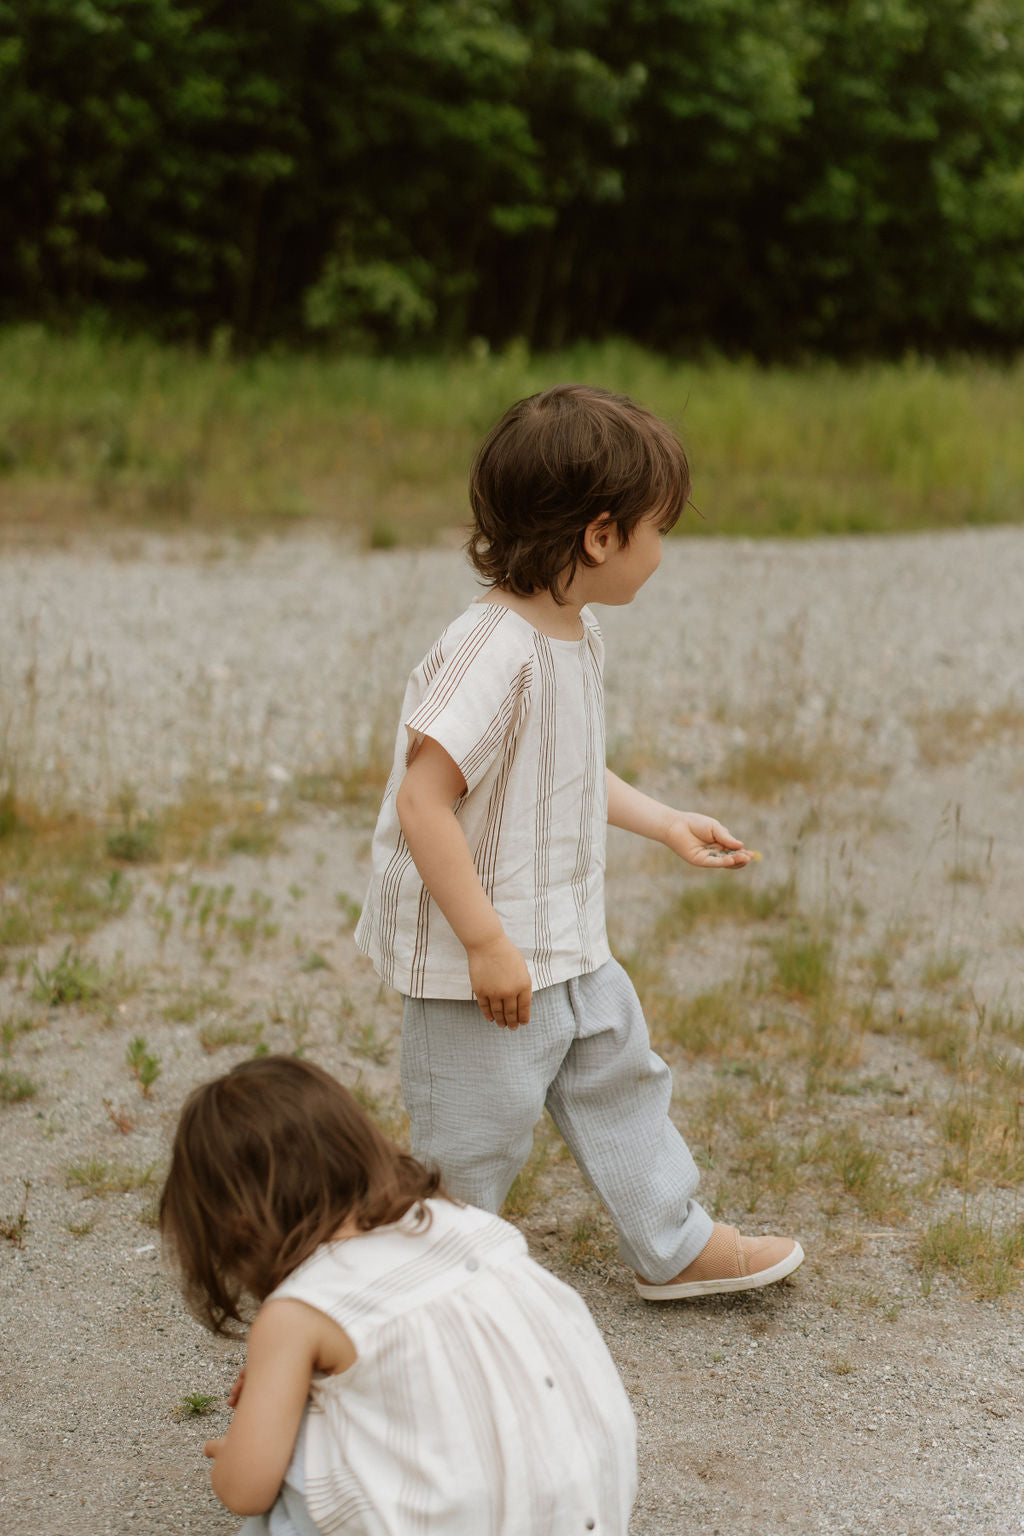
[635,1223,804,1300]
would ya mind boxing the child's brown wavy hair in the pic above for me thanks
[159,1055,445,1335]
[467,383,691,601]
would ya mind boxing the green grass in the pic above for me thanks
[0,1068,38,1104]
[172,1392,219,1420]
[31,945,110,1007]
[813,1126,906,1221]
[916,1214,1024,1299]
[659,877,792,935]
[198,1019,264,1053]
[0,801,133,949]
[0,1180,30,1248]
[3,328,1024,541]
[662,984,759,1058]
[125,1036,161,1097]
[771,931,835,1002]
[65,1156,158,1197]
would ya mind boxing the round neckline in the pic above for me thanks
[474,597,589,647]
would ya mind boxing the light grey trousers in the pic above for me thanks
[401,956,713,1283]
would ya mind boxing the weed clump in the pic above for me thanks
[0,1069,38,1104]
[32,946,107,1007]
[916,1214,1024,1299]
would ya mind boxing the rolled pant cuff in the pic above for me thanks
[620,1200,715,1285]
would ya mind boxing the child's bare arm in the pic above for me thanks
[606,769,754,868]
[397,736,532,1027]
[204,1300,341,1516]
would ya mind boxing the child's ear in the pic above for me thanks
[582,512,615,564]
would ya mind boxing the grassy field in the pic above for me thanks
[1,327,1022,543]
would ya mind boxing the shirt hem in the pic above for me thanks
[362,946,614,1001]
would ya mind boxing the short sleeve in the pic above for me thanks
[404,607,533,794]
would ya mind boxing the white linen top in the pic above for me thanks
[271,1199,637,1535]
[354,601,611,998]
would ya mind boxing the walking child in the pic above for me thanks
[356,384,804,1298]
[160,1054,637,1534]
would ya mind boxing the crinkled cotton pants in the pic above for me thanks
[401,956,713,1283]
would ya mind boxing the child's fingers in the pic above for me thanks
[478,991,531,1029]
[705,845,761,866]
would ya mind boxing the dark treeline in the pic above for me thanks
[3,0,1024,356]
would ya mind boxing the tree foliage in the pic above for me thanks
[1,0,1022,353]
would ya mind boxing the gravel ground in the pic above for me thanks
[1,527,1023,1536]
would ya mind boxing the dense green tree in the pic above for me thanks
[760,0,1024,351]
[1,0,1022,352]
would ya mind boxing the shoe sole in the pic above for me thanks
[634,1241,805,1301]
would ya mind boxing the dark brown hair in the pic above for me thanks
[467,384,691,600]
[159,1055,444,1336]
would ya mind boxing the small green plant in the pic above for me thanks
[900,1005,971,1071]
[126,1036,161,1097]
[31,945,106,1006]
[138,1195,161,1228]
[1,1014,42,1055]
[269,991,311,1053]
[369,519,399,551]
[916,1213,1024,1299]
[106,787,160,863]
[0,1179,30,1248]
[172,1392,219,1420]
[565,1208,617,1271]
[161,982,232,1024]
[0,1069,38,1104]
[661,878,791,935]
[813,1126,906,1220]
[771,931,834,1001]
[708,734,846,803]
[298,950,331,973]
[350,1021,392,1065]
[65,1156,157,1197]
[225,815,279,857]
[199,1020,264,1054]
[663,985,757,1059]
[830,1354,855,1376]
[864,945,894,989]
[921,948,968,989]
[67,1217,96,1237]
[335,893,362,927]
[231,890,277,954]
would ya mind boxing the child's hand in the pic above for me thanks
[203,1436,225,1459]
[467,935,532,1029]
[665,813,756,869]
[226,1368,246,1409]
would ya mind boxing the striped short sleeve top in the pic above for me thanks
[355,601,611,999]
[270,1199,637,1535]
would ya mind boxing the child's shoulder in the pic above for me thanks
[419,600,539,676]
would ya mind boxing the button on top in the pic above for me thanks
[544,1376,554,1388]
[585,1522,596,1531]
[465,1256,480,1272]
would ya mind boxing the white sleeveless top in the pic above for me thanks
[355,602,611,998]
[270,1200,636,1535]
